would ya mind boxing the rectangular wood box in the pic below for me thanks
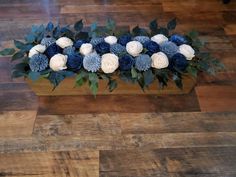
[26,75,196,96]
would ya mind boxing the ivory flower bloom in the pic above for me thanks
[28,44,46,58]
[179,44,195,60]
[104,36,118,45]
[101,53,119,73]
[151,34,168,44]
[49,54,67,71]
[151,52,169,69]
[126,41,143,57]
[56,37,73,49]
[80,43,93,56]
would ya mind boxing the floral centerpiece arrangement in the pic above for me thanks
[0,19,224,95]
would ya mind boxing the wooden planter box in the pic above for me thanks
[26,74,196,96]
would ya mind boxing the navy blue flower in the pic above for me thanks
[135,54,152,71]
[169,53,188,71]
[74,39,87,49]
[170,34,187,46]
[67,53,83,71]
[160,41,179,58]
[119,55,134,71]
[118,34,132,46]
[29,54,48,72]
[95,42,110,54]
[44,43,63,58]
[144,41,160,55]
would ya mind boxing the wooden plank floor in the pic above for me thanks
[0,0,236,176]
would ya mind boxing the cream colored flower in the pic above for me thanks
[179,44,195,60]
[126,41,143,57]
[56,37,73,49]
[49,54,67,71]
[80,43,93,56]
[104,36,117,45]
[151,34,168,44]
[101,53,119,73]
[28,44,46,58]
[151,52,169,69]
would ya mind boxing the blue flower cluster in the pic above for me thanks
[135,54,152,71]
[29,54,48,72]
[83,52,101,72]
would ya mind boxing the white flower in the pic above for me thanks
[49,54,67,71]
[151,52,169,69]
[56,37,73,49]
[126,41,143,57]
[101,53,119,73]
[104,36,117,45]
[179,44,195,60]
[28,44,46,58]
[80,43,93,56]
[151,34,168,44]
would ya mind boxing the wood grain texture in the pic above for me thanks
[196,85,236,112]
[0,150,99,177]
[38,91,200,115]
[0,111,37,137]
[100,147,236,177]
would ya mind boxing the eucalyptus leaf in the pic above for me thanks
[75,32,89,41]
[28,71,41,81]
[143,69,154,86]
[108,79,117,92]
[74,19,83,31]
[11,51,24,61]
[46,22,54,32]
[167,18,177,30]
[11,70,27,78]
[14,40,25,49]
[25,34,36,43]
[0,48,15,56]
[149,19,158,32]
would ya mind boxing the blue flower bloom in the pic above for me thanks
[83,52,101,72]
[118,34,132,46]
[29,54,48,72]
[41,37,56,47]
[63,46,75,55]
[90,37,104,46]
[119,55,134,71]
[133,36,150,44]
[44,43,63,58]
[67,53,83,71]
[74,39,87,49]
[170,34,187,46]
[135,54,151,71]
[110,44,126,55]
[160,41,179,58]
[144,41,160,55]
[169,53,188,71]
[95,42,110,54]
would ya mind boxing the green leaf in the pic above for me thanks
[0,48,15,56]
[173,73,183,89]
[25,34,36,43]
[143,69,154,86]
[89,72,99,83]
[88,73,99,96]
[48,72,65,89]
[11,70,27,78]
[11,51,24,61]
[186,66,198,77]
[74,19,83,31]
[46,21,54,32]
[108,79,117,92]
[131,67,138,78]
[106,18,116,32]
[14,40,25,49]
[28,71,41,81]
[75,32,89,41]
[91,22,97,31]
[157,27,169,36]
[167,18,177,30]
[132,26,148,36]
[188,30,198,39]
[149,19,158,32]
